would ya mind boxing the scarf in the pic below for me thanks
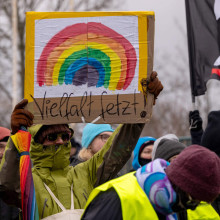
[136,159,177,220]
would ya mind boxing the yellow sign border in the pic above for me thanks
[24,11,154,101]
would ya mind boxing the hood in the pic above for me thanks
[29,124,71,170]
[132,136,156,170]
[28,124,43,138]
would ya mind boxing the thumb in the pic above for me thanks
[150,71,158,81]
[13,99,28,111]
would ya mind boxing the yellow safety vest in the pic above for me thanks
[187,202,220,220]
[83,172,220,220]
[83,172,159,220]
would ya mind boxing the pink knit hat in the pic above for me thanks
[166,145,220,203]
[0,127,10,141]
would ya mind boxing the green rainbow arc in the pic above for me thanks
[58,47,111,88]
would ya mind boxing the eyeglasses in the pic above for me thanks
[98,134,111,143]
[46,132,72,142]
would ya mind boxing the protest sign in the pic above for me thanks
[25,11,155,124]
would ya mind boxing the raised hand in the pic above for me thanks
[146,71,163,105]
[189,110,203,131]
[11,99,34,134]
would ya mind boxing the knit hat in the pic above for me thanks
[0,127,10,142]
[152,134,179,160]
[154,138,186,161]
[34,124,72,144]
[82,124,114,148]
[201,110,220,157]
[166,145,220,202]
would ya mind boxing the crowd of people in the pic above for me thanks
[1,72,220,220]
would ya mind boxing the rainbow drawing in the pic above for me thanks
[36,22,137,90]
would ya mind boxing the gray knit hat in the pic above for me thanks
[154,138,186,161]
[152,134,179,160]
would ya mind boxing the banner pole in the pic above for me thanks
[69,0,74,11]
[191,95,196,110]
[12,0,18,109]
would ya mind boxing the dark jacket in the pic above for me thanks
[0,198,20,220]
[69,154,82,167]
[69,138,82,167]
[212,195,220,215]
[190,129,203,145]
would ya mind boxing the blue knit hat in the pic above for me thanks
[82,123,114,148]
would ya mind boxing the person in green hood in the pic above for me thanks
[0,72,163,219]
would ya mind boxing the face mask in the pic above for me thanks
[30,142,71,169]
[139,158,152,166]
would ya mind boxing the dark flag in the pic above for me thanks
[185,0,220,97]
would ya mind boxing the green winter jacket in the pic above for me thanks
[0,123,144,219]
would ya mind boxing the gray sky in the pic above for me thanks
[122,0,193,107]
[125,0,187,62]
[123,0,220,112]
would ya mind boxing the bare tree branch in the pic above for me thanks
[1,2,12,25]
[0,30,11,40]
[74,0,87,11]
[0,46,11,60]
[0,83,12,100]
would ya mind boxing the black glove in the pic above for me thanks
[189,110,203,131]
